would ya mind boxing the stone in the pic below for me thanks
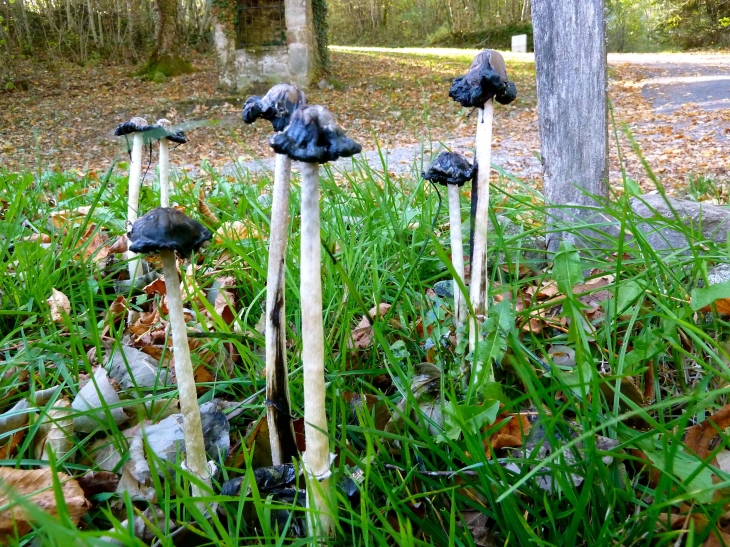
[707,263,730,286]
[490,215,547,270]
[630,194,730,251]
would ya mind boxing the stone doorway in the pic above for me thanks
[213,0,315,91]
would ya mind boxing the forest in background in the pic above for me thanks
[1,0,729,88]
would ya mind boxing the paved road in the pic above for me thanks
[609,53,730,113]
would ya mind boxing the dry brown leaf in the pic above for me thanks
[21,233,52,244]
[214,220,262,244]
[76,471,120,499]
[0,467,90,540]
[143,277,167,297]
[106,295,127,327]
[213,276,237,325]
[0,430,24,460]
[700,299,730,315]
[76,224,109,263]
[47,288,71,323]
[107,235,128,255]
[199,188,219,224]
[49,206,92,231]
[484,413,531,459]
[348,303,392,350]
[685,404,730,461]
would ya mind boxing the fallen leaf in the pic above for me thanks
[47,288,71,323]
[685,404,730,461]
[0,467,90,540]
[484,413,531,458]
[348,304,392,350]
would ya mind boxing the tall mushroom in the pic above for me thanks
[114,117,150,283]
[449,50,516,383]
[270,105,361,538]
[422,152,476,387]
[153,119,187,208]
[242,83,307,466]
[127,207,213,501]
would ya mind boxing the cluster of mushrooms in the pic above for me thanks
[110,48,514,539]
[423,49,516,389]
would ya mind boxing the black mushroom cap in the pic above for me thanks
[114,117,150,137]
[114,117,187,144]
[242,83,307,132]
[154,118,188,144]
[128,207,212,256]
[449,49,517,108]
[422,151,476,187]
[269,105,362,164]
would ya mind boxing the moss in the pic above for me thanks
[140,53,194,79]
[312,0,330,71]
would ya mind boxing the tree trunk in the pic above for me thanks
[146,0,192,77]
[531,0,608,251]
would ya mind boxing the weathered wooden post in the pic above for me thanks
[531,0,609,251]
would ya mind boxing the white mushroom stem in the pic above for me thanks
[159,137,171,208]
[469,100,494,383]
[300,161,334,538]
[127,132,145,282]
[266,153,296,466]
[159,249,211,502]
[447,183,467,387]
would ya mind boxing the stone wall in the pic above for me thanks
[213,0,315,91]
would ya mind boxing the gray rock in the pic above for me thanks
[630,194,730,251]
[490,215,547,269]
[707,263,730,286]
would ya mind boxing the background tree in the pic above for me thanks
[531,0,608,251]
[144,0,193,78]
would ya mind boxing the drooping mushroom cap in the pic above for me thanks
[128,207,212,256]
[242,84,307,133]
[449,50,517,108]
[269,105,362,164]
[422,152,476,187]
[153,118,188,144]
[114,117,150,137]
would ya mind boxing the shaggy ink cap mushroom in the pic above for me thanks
[242,83,307,132]
[114,117,151,137]
[154,118,188,144]
[449,49,517,108]
[128,207,212,256]
[422,151,476,187]
[269,105,362,164]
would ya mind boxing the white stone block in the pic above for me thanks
[511,34,527,53]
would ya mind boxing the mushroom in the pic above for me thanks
[422,151,475,386]
[269,104,361,537]
[449,50,516,383]
[153,119,187,208]
[114,117,150,284]
[242,83,307,467]
[127,207,213,501]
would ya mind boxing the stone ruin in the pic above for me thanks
[213,0,315,91]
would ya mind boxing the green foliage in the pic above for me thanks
[429,22,534,50]
[7,143,730,544]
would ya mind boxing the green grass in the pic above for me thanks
[3,151,730,546]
